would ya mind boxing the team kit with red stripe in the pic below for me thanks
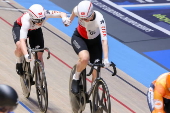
[71,7,108,64]
[12,10,63,48]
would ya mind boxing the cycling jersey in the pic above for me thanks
[73,6,107,40]
[147,72,170,113]
[16,10,61,40]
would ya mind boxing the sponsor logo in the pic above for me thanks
[92,0,154,33]
[88,30,96,35]
[101,26,106,37]
[38,12,42,15]
[52,11,59,14]
[73,40,80,49]
[153,14,170,24]
[154,100,163,109]
[136,0,154,3]
[12,30,17,40]
[112,0,170,4]
[147,87,154,109]
[100,19,105,24]
[81,12,85,15]
[38,12,43,18]
[46,10,50,14]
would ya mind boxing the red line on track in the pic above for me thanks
[0,17,136,113]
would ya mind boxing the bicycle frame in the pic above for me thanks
[28,47,50,79]
[83,64,103,102]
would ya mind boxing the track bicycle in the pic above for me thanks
[20,46,50,113]
[69,59,117,113]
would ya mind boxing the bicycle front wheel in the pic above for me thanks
[35,61,48,113]
[92,78,111,113]
[20,59,31,98]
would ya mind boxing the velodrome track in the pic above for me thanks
[0,0,149,113]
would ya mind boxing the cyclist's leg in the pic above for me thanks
[12,21,24,75]
[28,28,44,84]
[28,28,44,66]
[88,34,102,83]
[71,29,89,94]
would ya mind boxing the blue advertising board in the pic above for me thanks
[92,0,170,37]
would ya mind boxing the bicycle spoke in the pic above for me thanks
[20,59,31,98]
[92,80,111,113]
[35,62,48,112]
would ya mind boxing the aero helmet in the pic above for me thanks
[77,1,94,18]
[28,4,46,23]
[0,84,18,112]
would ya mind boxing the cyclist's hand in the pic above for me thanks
[62,17,71,26]
[103,58,110,68]
[24,54,32,62]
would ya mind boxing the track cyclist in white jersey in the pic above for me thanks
[12,4,69,82]
[65,0,110,94]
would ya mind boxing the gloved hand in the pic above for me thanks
[24,54,31,62]
[62,17,71,26]
[103,58,110,68]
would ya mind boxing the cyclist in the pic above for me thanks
[65,0,110,94]
[12,4,69,78]
[147,72,170,113]
[0,84,18,113]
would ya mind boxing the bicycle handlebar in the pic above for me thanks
[28,47,50,59]
[87,61,117,76]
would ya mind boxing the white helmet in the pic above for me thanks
[77,0,93,18]
[28,4,46,23]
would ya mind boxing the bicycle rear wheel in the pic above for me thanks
[35,61,48,113]
[20,58,31,98]
[92,78,111,113]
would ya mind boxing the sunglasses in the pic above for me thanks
[32,17,46,23]
[81,13,93,21]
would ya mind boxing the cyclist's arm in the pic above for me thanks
[96,12,108,59]
[20,17,30,56]
[45,10,67,18]
[69,6,77,22]
[152,84,165,113]
[102,40,109,59]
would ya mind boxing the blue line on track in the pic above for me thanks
[19,101,34,113]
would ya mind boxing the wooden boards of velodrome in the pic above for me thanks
[0,0,150,113]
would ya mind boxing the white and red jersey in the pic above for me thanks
[16,10,61,39]
[74,6,107,40]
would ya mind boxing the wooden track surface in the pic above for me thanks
[0,0,150,113]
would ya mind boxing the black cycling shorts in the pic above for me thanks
[12,21,44,50]
[71,29,102,63]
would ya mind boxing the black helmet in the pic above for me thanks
[0,84,19,112]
